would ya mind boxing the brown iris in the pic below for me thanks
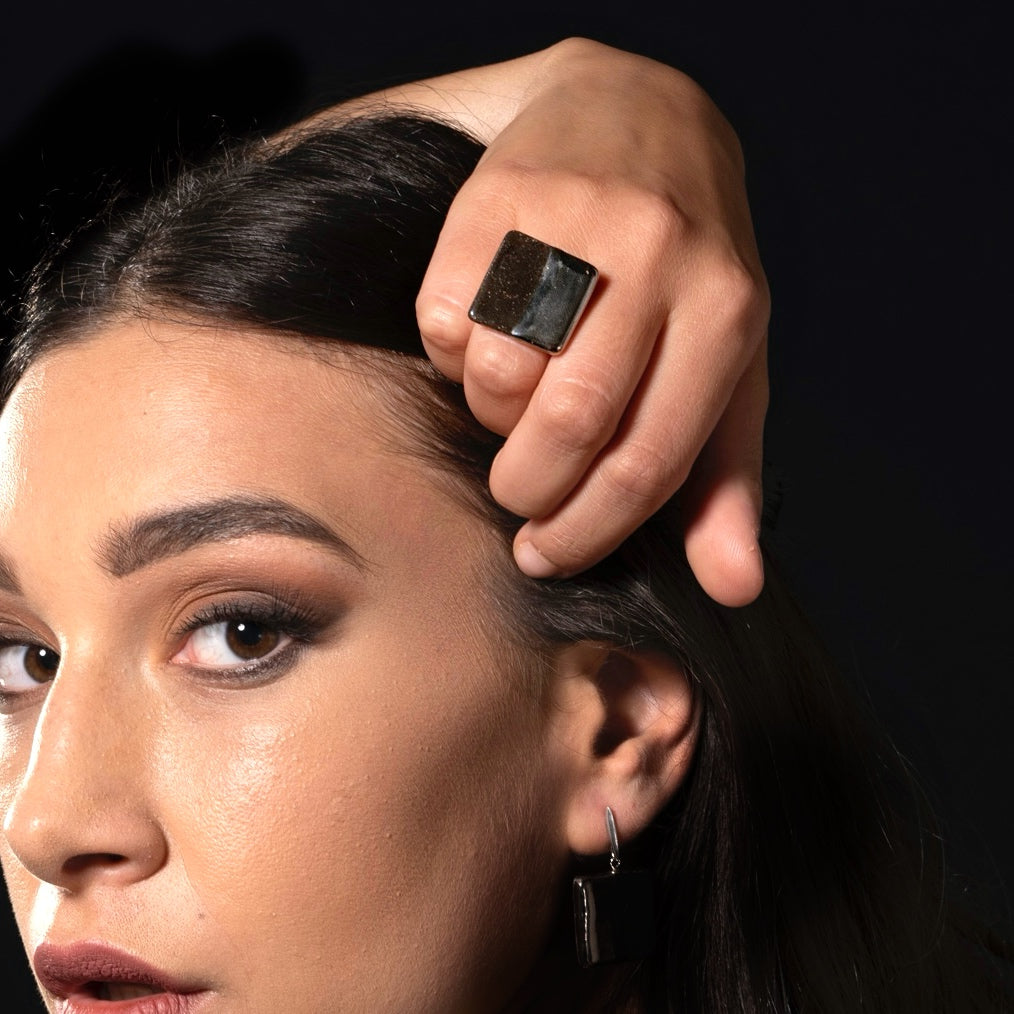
[225,620,281,661]
[25,646,59,684]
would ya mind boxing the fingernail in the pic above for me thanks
[515,541,559,579]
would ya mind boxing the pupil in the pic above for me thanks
[226,620,280,660]
[26,646,59,683]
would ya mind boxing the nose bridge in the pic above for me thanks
[2,642,167,889]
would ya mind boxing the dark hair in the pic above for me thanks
[3,114,1010,1012]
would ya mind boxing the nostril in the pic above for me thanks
[63,852,128,874]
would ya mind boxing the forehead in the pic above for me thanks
[5,317,373,463]
[7,317,364,446]
[0,319,467,580]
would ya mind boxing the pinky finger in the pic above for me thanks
[680,338,768,606]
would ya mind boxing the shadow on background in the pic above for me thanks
[1,39,305,336]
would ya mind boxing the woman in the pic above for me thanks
[0,103,1009,1013]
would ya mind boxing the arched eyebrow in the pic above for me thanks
[98,495,368,578]
[0,553,20,594]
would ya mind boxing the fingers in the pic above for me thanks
[416,159,519,384]
[461,329,549,436]
[409,52,773,604]
[681,339,768,606]
[508,282,767,585]
[487,275,664,517]
[416,171,560,436]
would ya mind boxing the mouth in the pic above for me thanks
[58,983,206,1013]
[81,982,165,1001]
[34,942,209,1012]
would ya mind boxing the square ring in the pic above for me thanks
[468,231,598,354]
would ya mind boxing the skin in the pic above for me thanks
[310,39,771,603]
[0,322,578,1012]
[0,321,697,1011]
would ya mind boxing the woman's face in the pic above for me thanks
[0,321,572,1013]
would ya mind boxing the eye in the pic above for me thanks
[0,642,60,694]
[173,618,291,670]
[169,595,326,682]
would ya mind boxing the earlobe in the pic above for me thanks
[549,642,698,857]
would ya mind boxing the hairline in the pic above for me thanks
[2,306,554,699]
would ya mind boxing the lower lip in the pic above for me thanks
[55,994,211,1014]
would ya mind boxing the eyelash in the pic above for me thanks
[0,593,328,708]
[0,630,59,709]
[172,595,326,683]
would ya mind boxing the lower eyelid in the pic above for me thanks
[185,639,307,685]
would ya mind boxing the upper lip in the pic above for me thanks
[33,941,203,999]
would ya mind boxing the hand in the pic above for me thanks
[319,39,770,606]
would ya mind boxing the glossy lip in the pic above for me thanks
[34,942,211,1013]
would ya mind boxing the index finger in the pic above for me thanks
[416,178,555,435]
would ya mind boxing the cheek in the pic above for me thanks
[155,634,563,1008]
[0,720,39,938]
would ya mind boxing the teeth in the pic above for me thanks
[98,982,162,1001]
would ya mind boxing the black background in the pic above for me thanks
[1,1,1011,1008]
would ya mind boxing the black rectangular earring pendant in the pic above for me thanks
[572,868,655,967]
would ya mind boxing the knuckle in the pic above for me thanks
[469,340,536,402]
[625,187,691,247]
[416,292,468,353]
[480,157,642,226]
[576,182,690,251]
[547,36,605,62]
[468,159,546,205]
[703,255,770,344]
[600,441,677,512]
[534,518,591,571]
[588,187,691,281]
[534,374,617,456]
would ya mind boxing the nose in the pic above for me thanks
[2,651,168,891]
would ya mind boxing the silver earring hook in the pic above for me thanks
[605,806,621,874]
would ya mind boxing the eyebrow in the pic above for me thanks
[98,495,367,578]
[0,552,20,594]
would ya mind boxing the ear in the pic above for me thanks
[547,642,698,856]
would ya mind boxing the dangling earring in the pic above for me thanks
[572,806,655,967]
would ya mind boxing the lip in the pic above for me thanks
[34,942,211,1014]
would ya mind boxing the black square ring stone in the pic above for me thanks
[468,231,598,354]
